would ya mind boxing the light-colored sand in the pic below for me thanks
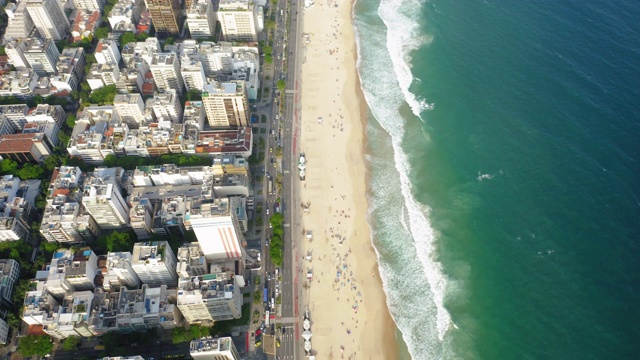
[294,0,398,358]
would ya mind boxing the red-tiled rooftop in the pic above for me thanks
[0,133,43,152]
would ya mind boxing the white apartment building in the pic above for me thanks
[82,167,129,230]
[40,291,94,339]
[95,38,122,66]
[131,241,178,286]
[40,166,99,243]
[187,209,244,263]
[26,0,70,41]
[0,175,40,242]
[0,259,20,304]
[71,0,104,12]
[130,198,153,239]
[4,1,36,43]
[183,101,206,130]
[0,69,40,100]
[108,0,142,30]
[0,104,28,133]
[101,252,141,291]
[116,284,178,332]
[22,37,60,76]
[86,63,120,91]
[181,60,207,92]
[199,42,233,76]
[190,337,241,360]
[5,39,29,68]
[146,89,182,123]
[114,93,145,128]
[43,248,97,299]
[149,52,184,95]
[186,0,216,38]
[176,243,208,278]
[177,271,243,324]
[217,0,259,42]
[202,80,249,128]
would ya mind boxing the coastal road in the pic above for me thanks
[278,0,306,358]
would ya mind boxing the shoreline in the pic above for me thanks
[296,0,399,357]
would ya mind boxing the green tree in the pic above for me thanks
[265,19,276,30]
[62,336,81,351]
[94,231,132,254]
[265,54,273,64]
[95,26,110,39]
[44,154,61,172]
[277,79,286,92]
[17,335,54,357]
[66,114,77,129]
[17,163,44,180]
[58,131,71,148]
[88,85,118,105]
[0,159,18,175]
[136,32,149,41]
[119,32,136,48]
[164,37,175,47]
[0,46,5,55]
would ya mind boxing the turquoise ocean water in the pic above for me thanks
[353,0,640,359]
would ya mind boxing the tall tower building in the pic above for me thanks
[26,0,70,41]
[150,53,184,96]
[144,0,181,37]
[113,93,145,128]
[131,241,178,287]
[181,60,206,92]
[190,337,241,360]
[71,0,105,12]
[81,167,130,231]
[202,80,249,128]
[217,0,258,42]
[186,0,216,38]
[4,1,36,42]
[22,38,60,76]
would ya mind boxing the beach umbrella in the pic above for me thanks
[302,330,313,340]
[305,340,312,352]
[303,319,311,330]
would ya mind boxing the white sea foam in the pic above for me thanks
[353,0,453,357]
[378,0,433,119]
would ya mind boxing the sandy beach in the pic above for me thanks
[295,0,398,358]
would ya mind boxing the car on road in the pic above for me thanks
[266,208,270,215]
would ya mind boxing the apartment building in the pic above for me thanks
[95,38,122,66]
[40,166,99,243]
[99,252,141,291]
[4,1,36,42]
[144,0,181,36]
[129,198,153,239]
[177,270,243,324]
[43,248,98,299]
[114,93,145,129]
[146,89,182,122]
[131,241,178,286]
[116,284,178,332]
[71,0,104,12]
[81,167,129,231]
[0,259,20,306]
[0,175,41,241]
[26,0,70,40]
[181,60,207,92]
[21,37,60,76]
[149,53,184,96]
[190,337,241,360]
[186,0,217,38]
[202,81,249,128]
[217,0,259,42]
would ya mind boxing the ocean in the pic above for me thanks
[353,0,640,359]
